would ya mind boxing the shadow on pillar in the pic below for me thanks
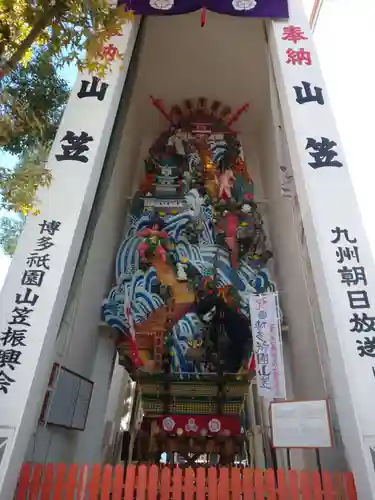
[121,431,131,466]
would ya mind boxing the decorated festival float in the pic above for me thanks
[102,97,279,465]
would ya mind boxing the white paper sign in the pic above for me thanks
[271,400,332,448]
[249,293,286,400]
[269,293,286,399]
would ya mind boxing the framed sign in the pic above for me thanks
[0,427,14,469]
[364,436,375,473]
[270,399,333,448]
[370,446,375,470]
[39,364,93,431]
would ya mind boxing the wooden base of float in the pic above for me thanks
[133,417,246,465]
[137,372,253,416]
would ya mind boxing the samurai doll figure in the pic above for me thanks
[137,218,171,263]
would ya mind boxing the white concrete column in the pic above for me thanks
[269,1,375,497]
[0,18,140,500]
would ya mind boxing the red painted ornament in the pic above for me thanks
[200,7,207,27]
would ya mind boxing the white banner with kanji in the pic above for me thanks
[0,19,141,500]
[269,0,375,494]
[249,293,286,400]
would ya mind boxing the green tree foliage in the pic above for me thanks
[0,0,133,77]
[0,49,70,155]
[0,146,49,253]
[0,0,133,216]
[0,214,25,255]
[0,147,51,215]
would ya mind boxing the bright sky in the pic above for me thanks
[0,63,78,291]
[311,0,375,261]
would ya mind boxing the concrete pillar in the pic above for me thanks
[0,19,140,500]
[269,1,375,496]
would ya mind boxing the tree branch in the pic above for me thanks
[0,3,63,78]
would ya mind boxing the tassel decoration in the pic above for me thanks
[201,7,207,27]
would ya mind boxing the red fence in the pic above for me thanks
[15,463,357,499]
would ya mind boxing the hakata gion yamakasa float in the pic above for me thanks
[102,98,280,464]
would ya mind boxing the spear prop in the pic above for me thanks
[149,95,173,123]
[227,103,249,128]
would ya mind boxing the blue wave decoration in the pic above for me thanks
[170,313,206,375]
[102,160,282,372]
[101,267,164,335]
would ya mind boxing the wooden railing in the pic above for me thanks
[15,463,357,499]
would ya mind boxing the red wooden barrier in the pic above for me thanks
[15,463,358,499]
